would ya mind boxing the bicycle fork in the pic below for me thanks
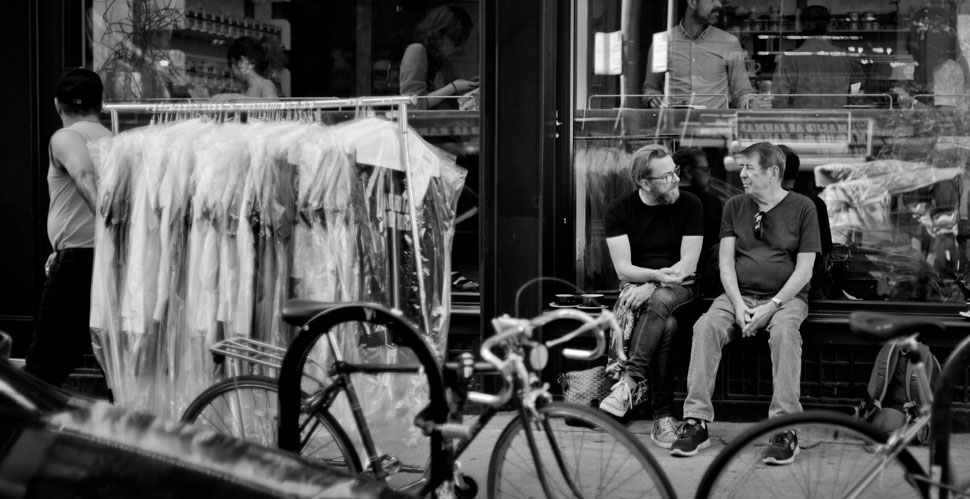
[517,366,587,499]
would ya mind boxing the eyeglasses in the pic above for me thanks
[753,211,766,240]
[644,166,681,184]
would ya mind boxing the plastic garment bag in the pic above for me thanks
[89,117,465,434]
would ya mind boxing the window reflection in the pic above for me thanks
[86,0,483,302]
[574,0,970,305]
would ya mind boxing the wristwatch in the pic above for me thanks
[770,297,784,308]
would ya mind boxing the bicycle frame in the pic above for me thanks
[847,332,970,499]
[279,303,614,497]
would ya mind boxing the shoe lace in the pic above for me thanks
[658,417,678,434]
[770,431,795,447]
[679,422,701,438]
[614,380,632,401]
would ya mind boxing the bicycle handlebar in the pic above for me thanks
[470,308,615,407]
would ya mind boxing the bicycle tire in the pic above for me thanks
[278,303,449,496]
[696,410,929,499]
[487,402,675,499]
[932,331,970,499]
[180,375,361,473]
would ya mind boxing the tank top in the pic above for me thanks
[47,120,112,250]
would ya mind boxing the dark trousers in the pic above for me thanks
[25,248,95,387]
[627,283,695,417]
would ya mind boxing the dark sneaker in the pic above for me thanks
[670,419,710,457]
[763,430,799,465]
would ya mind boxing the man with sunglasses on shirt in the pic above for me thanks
[599,144,703,449]
[671,142,821,465]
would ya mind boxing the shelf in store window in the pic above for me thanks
[735,28,908,36]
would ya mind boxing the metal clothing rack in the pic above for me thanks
[104,96,431,334]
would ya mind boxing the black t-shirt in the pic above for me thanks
[721,192,821,298]
[604,190,704,271]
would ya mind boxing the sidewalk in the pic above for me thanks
[453,411,970,499]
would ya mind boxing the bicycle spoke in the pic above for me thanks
[489,404,672,499]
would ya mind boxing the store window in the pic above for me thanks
[572,0,970,306]
[84,0,482,305]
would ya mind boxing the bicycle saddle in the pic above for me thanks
[850,311,944,342]
[281,299,343,326]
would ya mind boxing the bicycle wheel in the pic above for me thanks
[180,375,361,473]
[696,411,928,499]
[487,401,675,499]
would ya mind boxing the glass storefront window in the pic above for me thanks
[85,0,482,304]
[572,0,970,305]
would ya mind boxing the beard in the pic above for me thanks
[657,187,680,205]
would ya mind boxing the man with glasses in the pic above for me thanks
[671,142,820,465]
[600,144,703,449]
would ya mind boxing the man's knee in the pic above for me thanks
[647,287,680,316]
[768,324,802,347]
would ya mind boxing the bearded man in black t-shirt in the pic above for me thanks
[600,144,704,449]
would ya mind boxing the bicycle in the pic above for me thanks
[263,300,676,498]
[694,310,970,499]
[180,300,674,497]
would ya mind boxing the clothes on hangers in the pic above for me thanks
[89,114,466,433]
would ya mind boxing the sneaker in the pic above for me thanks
[599,376,634,417]
[670,419,710,457]
[651,416,679,449]
[763,430,799,465]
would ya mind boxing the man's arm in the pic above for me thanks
[606,235,661,283]
[771,252,815,305]
[742,252,815,336]
[670,235,703,276]
[718,237,743,306]
[641,41,665,108]
[51,130,98,213]
[726,42,755,108]
[770,56,793,108]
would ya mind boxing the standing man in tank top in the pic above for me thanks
[24,68,112,388]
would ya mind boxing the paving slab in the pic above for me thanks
[451,412,970,499]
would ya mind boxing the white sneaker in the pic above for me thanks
[651,416,679,449]
[599,376,634,417]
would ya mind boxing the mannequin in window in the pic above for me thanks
[399,4,479,110]
[212,36,287,102]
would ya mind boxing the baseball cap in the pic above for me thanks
[56,68,104,110]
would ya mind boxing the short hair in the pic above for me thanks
[740,142,786,178]
[777,144,800,184]
[630,144,671,183]
[672,147,708,171]
[801,5,831,36]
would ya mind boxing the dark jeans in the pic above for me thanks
[627,283,695,417]
[25,248,95,387]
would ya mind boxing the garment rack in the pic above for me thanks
[103,96,431,334]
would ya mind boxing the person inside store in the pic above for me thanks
[211,36,287,102]
[770,5,865,109]
[671,142,820,464]
[674,147,724,295]
[399,3,480,110]
[641,0,755,109]
[779,145,833,299]
[24,68,113,390]
[600,144,703,448]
